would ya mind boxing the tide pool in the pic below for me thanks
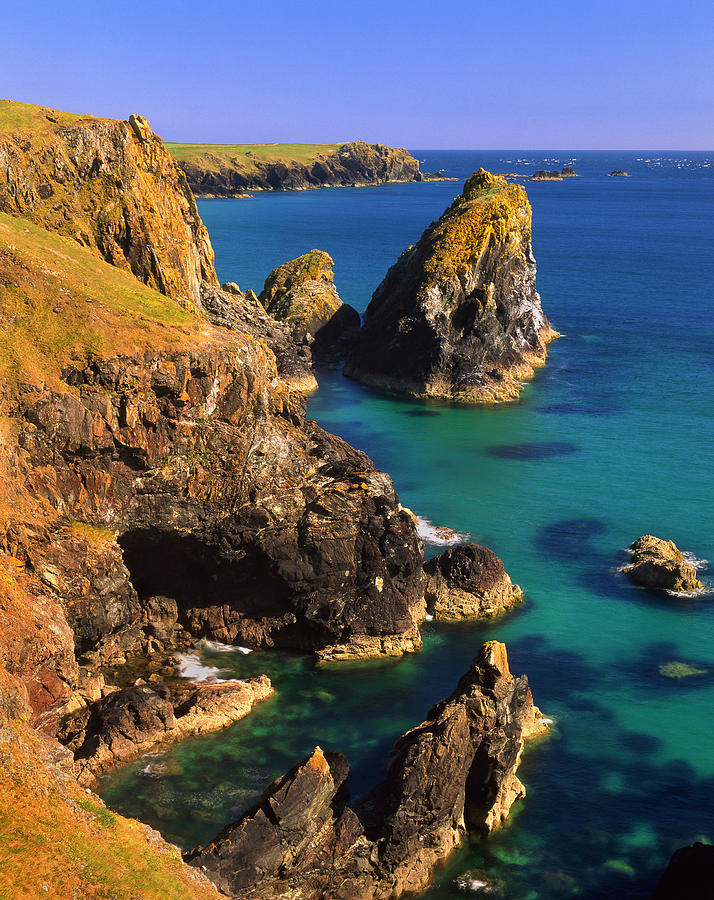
[100,151,714,899]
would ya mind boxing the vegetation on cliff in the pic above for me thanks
[167,139,443,196]
[345,168,557,402]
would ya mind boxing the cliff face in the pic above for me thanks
[0,100,218,302]
[171,140,442,196]
[344,169,557,402]
[186,641,547,899]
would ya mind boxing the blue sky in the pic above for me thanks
[2,0,712,148]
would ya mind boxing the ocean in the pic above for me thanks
[100,151,714,898]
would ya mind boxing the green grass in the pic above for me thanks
[0,211,204,388]
[166,141,344,165]
[0,98,103,134]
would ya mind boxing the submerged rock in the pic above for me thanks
[652,842,714,899]
[186,641,548,899]
[344,169,557,402]
[623,535,703,592]
[658,661,709,680]
[424,543,523,619]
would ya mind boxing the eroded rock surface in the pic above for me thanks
[259,250,360,358]
[424,543,523,619]
[624,535,703,592]
[186,641,547,899]
[173,141,446,197]
[0,103,218,302]
[344,169,557,402]
[59,676,273,785]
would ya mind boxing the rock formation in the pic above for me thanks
[652,843,714,899]
[608,170,630,177]
[58,676,273,785]
[259,249,361,358]
[344,169,557,402]
[186,641,548,899]
[623,535,703,592]
[171,140,447,197]
[0,102,218,303]
[424,543,523,619]
[560,165,578,177]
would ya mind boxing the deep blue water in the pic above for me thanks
[101,151,714,899]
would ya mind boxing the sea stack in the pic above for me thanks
[624,535,703,593]
[344,169,557,402]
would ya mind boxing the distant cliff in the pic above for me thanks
[344,169,557,402]
[168,140,448,196]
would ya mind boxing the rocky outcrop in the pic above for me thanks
[58,676,273,785]
[344,169,557,402]
[531,170,563,181]
[186,641,548,899]
[560,165,578,177]
[259,250,360,358]
[652,843,714,899]
[608,170,630,177]
[424,543,523,619]
[623,535,703,592]
[172,141,447,197]
[0,102,218,302]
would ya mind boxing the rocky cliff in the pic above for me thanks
[169,140,446,196]
[0,100,218,303]
[186,641,547,899]
[344,168,557,402]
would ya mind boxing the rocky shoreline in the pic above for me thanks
[169,140,451,197]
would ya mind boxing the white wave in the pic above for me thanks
[201,639,254,654]
[683,551,709,571]
[455,873,491,892]
[416,516,468,547]
[539,716,554,725]
[425,614,434,622]
[176,652,226,683]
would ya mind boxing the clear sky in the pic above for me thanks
[2,0,712,149]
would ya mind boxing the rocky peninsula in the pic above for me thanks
[185,642,548,899]
[168,140,448,197]
[344,168,557,402]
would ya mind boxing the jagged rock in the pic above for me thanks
[652,842,714,899]
[173,140,448,197]
[344,169,557,402]
[186,641,547,899]
[259,250,360,358]
[59,676,273,784]
[623,535,703,592]
[0,101,218,303]
[561,165,578,177]
[531,170,562,181]
[198,281,317,391]
[424,543,523,619]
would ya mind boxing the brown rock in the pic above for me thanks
[186,641,548,899]
[624,535,703,592]
[423,543,523,619]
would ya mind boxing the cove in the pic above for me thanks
[100,151,714,899]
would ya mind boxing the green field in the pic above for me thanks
[0,98,102,133]
[166,141,344,166]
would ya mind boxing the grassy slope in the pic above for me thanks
[166,141,343,169]
[0,211,208,389]
[0,702,221,900]
[0,98,105,133]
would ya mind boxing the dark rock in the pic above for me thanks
[531,170,562,180]
[424,543,523,619]
[652,843,714,899]
[560,165,578,177]
[186,641,548,899]
[344,169,557,402]
[608,170,630,177]
[174,141,450,197]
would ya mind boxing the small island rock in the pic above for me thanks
[623,535,703,592]
[345,169,557,402]
[424,543,523,619]
[608,170,630,177]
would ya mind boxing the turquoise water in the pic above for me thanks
[100,152,714,898]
